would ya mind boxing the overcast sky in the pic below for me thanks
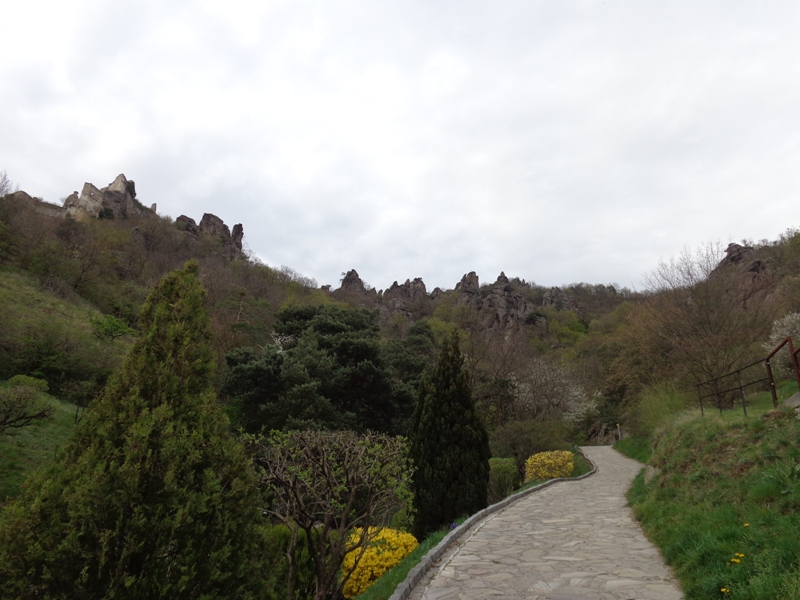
[2,1,799,291]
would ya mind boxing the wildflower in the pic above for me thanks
[721,587,730,593]
[730,558,741,564]
[735,553,744,558]
[449,523,458,530]
[743,523,749,527]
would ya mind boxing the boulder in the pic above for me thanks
[175,215,199,235]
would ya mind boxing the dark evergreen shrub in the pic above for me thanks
[410,331,490,539]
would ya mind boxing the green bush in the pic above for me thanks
[489,419,571,477]
[6,374,48,393]
[262,525,315,600]
[627,381,688,438]
[488,458,519,504]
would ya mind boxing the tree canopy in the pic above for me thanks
[223,304,428,434]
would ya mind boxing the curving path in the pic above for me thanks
[409,446,683,600]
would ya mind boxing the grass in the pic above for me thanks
[628,404,800,599]
[0,396,78,503]
[616,380,800,465]
[684,380,799,421]
[615,437,653,463]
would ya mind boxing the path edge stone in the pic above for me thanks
[387,447,599,600]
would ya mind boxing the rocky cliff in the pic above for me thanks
[175,213,245,260]
[328,269,579,330]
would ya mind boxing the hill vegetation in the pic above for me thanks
[3,171,800,598]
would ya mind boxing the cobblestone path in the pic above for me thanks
[410,446,683,600]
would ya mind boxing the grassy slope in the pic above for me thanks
[0,269,130,377]
[615,381,799,465]
[0,396,78,503]
[0,269,127,503]
[628,404,800,599]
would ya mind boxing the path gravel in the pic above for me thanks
[409,446,683,600]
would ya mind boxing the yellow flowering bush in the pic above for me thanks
[524,450,574,482]
[342,527,419,599]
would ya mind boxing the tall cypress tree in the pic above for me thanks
[0,262,265,599]
[410,331,490,539]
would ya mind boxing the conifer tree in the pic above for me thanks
[0,261,265,599]
[410,331,490,539]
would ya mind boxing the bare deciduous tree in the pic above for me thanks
[643,242,776,388]
[250,430,413,600]
[0,170,16,197]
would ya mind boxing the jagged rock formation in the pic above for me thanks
[455,271,480,293]
[328,269,546,330]
[542,287,582,315]
[175,213,245,259]
[63,174,150,220]
[713,243,767,277]
[380,277,429,324]
[383,277,428,304]
[453,272,538,329]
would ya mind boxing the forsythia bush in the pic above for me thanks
[342,527,419,598]
[524,450,574,483]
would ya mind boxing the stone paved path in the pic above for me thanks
[410,446,683,600]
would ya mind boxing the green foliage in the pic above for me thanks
[628,409,800,599]
[89,313,135,341]
[614,437,653,463]
[0,376,54,436]
[0,395,76,502]
[262,525,316,600]
[487,457,519,504]
[410,331,490,539]
[224,304,414,434]
[627,380,689,438]
[0,270,128,405]
[488,419,571,476]
[0,262,266,599]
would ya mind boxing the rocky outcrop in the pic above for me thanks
[452,272,538,329]
[542,287,582,315]
[455,271,480,293]
[383,278,428,304]
[713,243,767,277]
[175,215,199,235]
[330,270,380,305]
[175,212,244,259]
[63,174,150,220]
[328,269,542,330]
